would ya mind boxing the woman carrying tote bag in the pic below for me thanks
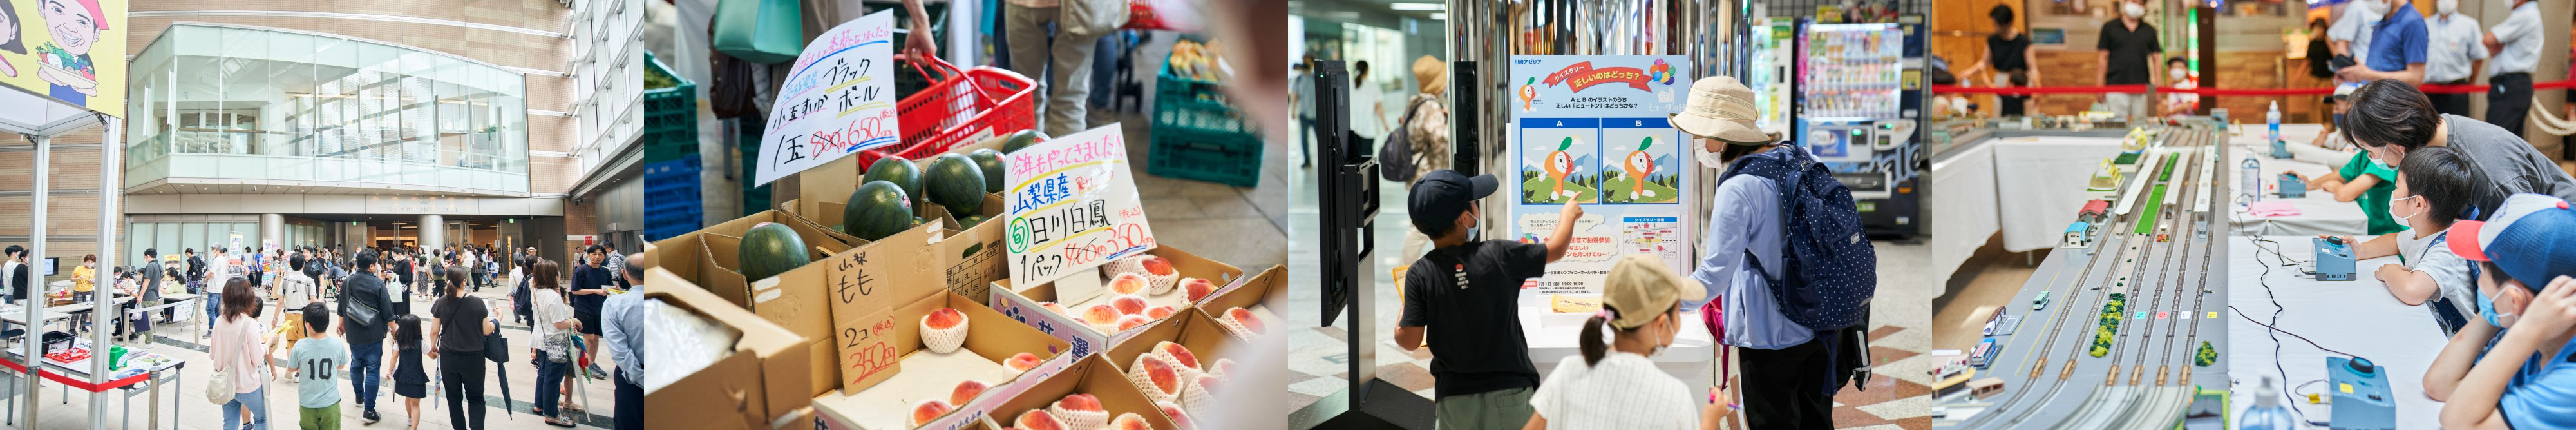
[207,278,272,430]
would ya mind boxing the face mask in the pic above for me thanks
[2369,148,2399,170]
[2479,288,2519,329]
[2123,3,2146,18]
[2170,68,2188,80]
[2333,113,2346,127]
[2438,0,2459,15]
[2392,195,2438,261]
[1695,142,1728,170]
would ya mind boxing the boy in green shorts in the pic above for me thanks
[286,303,350,429]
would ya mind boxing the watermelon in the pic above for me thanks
[844,181,919,241]
[865,156,925,208]
[924,154,987,215]
[737,222,811,282]
[968,149,1007,193]
[1001,130,1043,153]
[958,213,992,230]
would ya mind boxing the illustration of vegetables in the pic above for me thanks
[1544,137,1580,201]
[1623,137,1658,199]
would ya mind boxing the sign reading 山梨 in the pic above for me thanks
[753,10,898,186]
[1000,124,1156,287]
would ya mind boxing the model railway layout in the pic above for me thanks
[1935,126,2230,429]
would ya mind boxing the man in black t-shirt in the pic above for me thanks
[1392,170,1582,429]
[2098,0,2164,122]
[337,250,397,424]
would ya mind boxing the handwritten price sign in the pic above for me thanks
[753,10,901,186]
[1001,124,1157,286]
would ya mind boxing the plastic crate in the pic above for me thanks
[644,155,705,224]
[1147,128,1263,187]
[644,50,700,164]
[1150,70,1256,141]
[855,59,1038,169]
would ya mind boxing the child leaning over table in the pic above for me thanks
[2424,193,2576,429]
[2329,146,2503,335]
[286,303,351,430]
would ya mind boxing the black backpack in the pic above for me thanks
[1716,145,1879,331]
[1378,96,1433,182]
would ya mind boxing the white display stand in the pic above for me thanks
[1520,307,1720,398]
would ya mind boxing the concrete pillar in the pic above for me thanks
[419,214,446,251]
[259,213,284,253]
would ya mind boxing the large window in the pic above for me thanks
[126,23,532,195]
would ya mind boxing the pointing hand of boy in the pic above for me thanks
[1560,200,1584,220]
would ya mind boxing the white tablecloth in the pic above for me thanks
[2228,236,2447,429]
[2230,145,2372,237]
[1931,142,1999,284]
[1991,137,2128,252]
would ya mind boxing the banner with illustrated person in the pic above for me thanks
[0,0,122,116]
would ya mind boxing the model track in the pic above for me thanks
[1953,128,2223,429]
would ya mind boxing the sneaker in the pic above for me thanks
[363,409,381,424]
[587,364,607,376]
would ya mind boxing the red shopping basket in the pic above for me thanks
[857,58,1039,169]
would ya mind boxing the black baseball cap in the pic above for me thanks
[1409,170,1499,233]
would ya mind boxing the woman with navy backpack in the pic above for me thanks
[1674,75,1876,430]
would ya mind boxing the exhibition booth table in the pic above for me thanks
[1931,128,2126,281]
[2227,124,2376,237]
[0,336,187,430]
[2227,236,2446,429]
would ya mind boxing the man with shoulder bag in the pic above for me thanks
[337,251,396,424]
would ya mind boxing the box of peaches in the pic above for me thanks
[1095,305,1251,429]
[978,354,1183,430]
[808,287,1079,430]
[986,246,1244,359]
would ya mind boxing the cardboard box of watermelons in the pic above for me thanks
[807,286,1077,429]
[986,246,1246,360]
[785,145,1013,305]
[1192,264,1288,342]
[974,354,1181,430]
[1101,306,1249,426]
[640,267,813,429]
[649,209,945,396]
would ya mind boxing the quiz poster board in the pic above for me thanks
[0,0,124,117]
[1001,123,1157,287]
[753,11,899,186]
[1507,55,1698,297]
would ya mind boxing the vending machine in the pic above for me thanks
[1750,19,1795,139]
[1794,18,1926,239]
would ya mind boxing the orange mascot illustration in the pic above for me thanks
[1544,137,1581,201]
[1622,137,1657,200]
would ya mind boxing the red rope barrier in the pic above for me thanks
[0,358,151,392]
[1933,79,2576,96]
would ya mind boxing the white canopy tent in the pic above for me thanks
[4,83,129,429]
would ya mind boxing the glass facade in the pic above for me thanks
[124,24,533,195]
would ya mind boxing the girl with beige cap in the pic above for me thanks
[1524,255,1730,429]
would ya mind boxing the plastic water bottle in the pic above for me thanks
[2241,376,2297,430]
[2267,101,2282,144]
[2242,155,2263,206]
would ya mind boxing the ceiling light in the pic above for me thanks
[1430,12,1448,20]
[1390,3,1443,10]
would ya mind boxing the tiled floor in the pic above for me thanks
[0,286,621,429]
[1282,161,1934,429]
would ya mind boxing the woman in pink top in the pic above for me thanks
[210,278,272,430]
